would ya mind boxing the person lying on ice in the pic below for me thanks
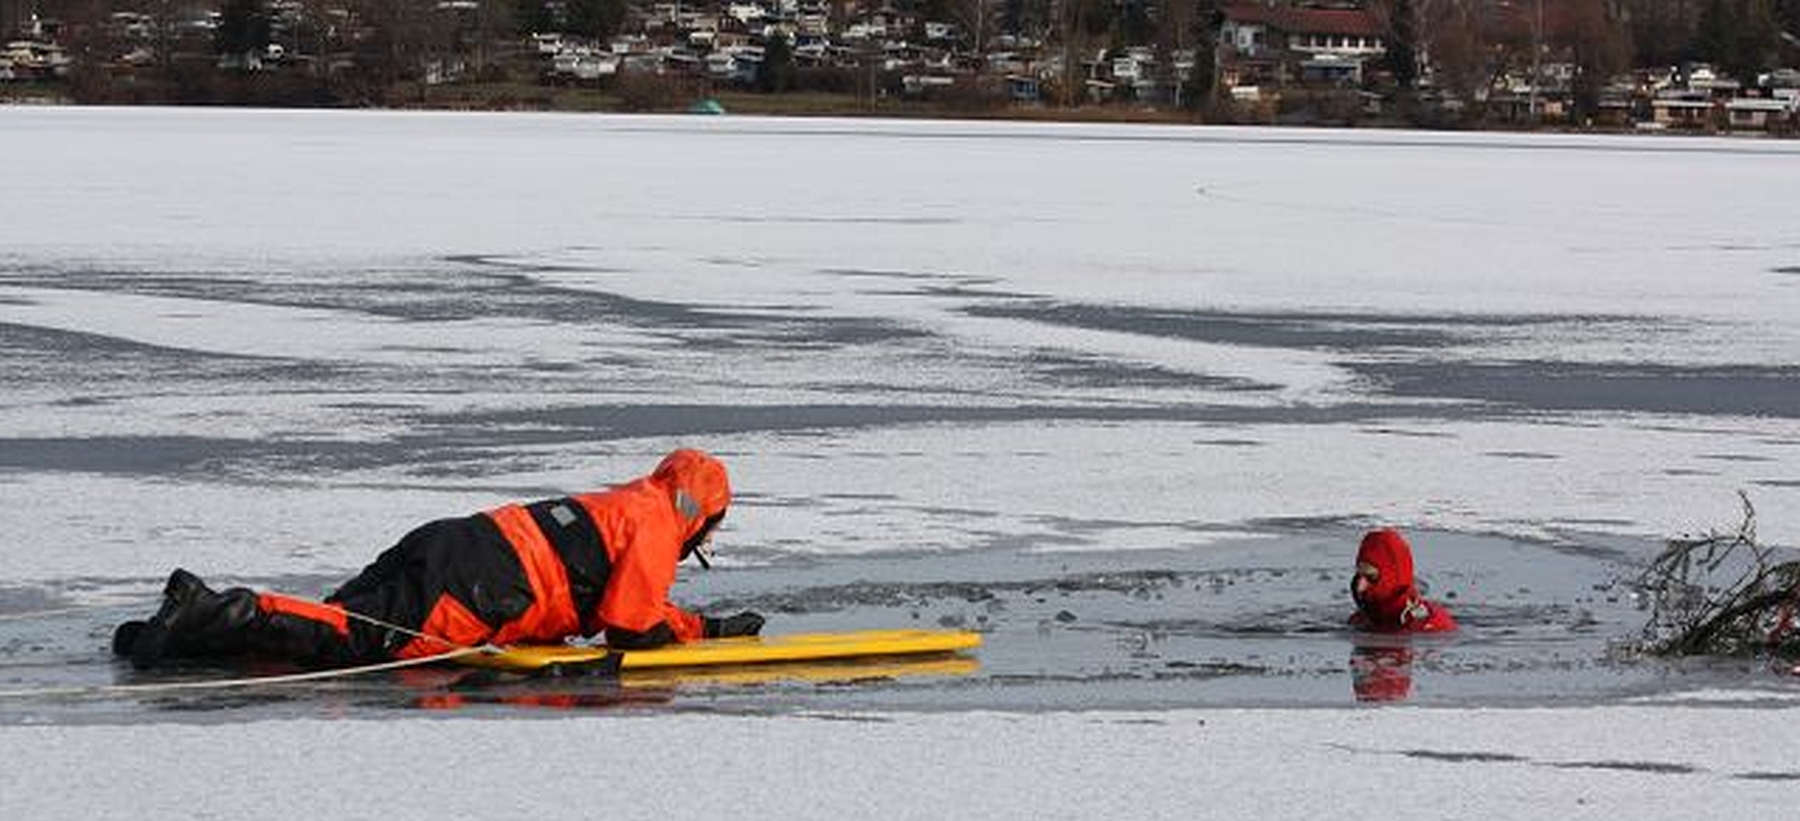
[1349,528,1457,634]
[113,448,765,670]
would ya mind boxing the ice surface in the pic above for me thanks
[2,109,1795,567]
[4,707,1798,820]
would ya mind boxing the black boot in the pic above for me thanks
[111,620,147,657]
[119,569,261,669]
[113,569,207,663]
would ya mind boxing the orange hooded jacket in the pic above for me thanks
[370,449,731,658]
[573,448,730,641]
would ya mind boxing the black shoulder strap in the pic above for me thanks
[524,498,611,628]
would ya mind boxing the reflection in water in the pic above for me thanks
[1349,644,1415,703]
[396,666,675,711]
[0,649,981,717]
[401,655,981,712]
[621,655,979,689]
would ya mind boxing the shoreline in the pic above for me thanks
[6,85,1795,140]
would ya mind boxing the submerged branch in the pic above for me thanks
[1638,492,1800,659]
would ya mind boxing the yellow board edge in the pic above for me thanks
[460,628,983,673]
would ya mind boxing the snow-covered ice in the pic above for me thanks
[2,108,1799,817]
[5,707,1798,820]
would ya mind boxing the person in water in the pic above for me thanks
[114,448,765,670]
[1347,528,1456,701]
[1350,528,1457,633]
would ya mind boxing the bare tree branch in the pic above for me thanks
[1638,491,1800,659]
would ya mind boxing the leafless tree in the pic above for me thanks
[1557,0,1631,122]
[1419,0,1493,108]
[349,0,457,88]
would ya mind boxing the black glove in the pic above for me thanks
[704,611,765,638]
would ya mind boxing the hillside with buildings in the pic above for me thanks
[3,0,1797,131]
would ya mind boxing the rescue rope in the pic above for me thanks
[0,646,485,701]
[0,591,514,701]
[0,591,492,654]
[0,605,509,700]
[324,600,490,654]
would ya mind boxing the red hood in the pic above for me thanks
[651,448,731,542]
[1354,528,1418,630]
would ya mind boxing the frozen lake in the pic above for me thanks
[2,108,1799,815]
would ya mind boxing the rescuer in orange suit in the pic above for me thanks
[113,448,764,669]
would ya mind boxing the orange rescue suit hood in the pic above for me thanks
[651,448,731,545]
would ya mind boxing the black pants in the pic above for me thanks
[311,515,539,662]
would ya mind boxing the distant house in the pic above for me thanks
[1686,66,1742,99]
[1643,66,1786,130]
[550,47,619,81]
[1217,3,1282,88]
[923,22,959,43]
[1,39,70,80]
[1651,94,1714,129]
[1216,3,1386,91]
[705,48,759,84]
[1726,95,1797,132]
[1283,7,1385,59]
[902,74,955,96]
[1108,47,1161,100]
[725,3,768,26]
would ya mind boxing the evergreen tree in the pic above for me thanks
[1076,0,1115,40]
[1698,0,1784,80]
[1562,0,1630,123]
[1735,0,1786,79]
[759,32,797,92]
[1119,0,1154,46]
[1620,0,1698,67]
[1190,1,1219,102]
[516,0,557,34]
[923,0,961,25]
[216,0,273,59]
[1698,0,1740,66]
[1173,0,1220,109]
[1384,0,1419,89]
[1000,0,1048,37]
[566,0,630,41]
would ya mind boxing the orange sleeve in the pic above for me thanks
[661,601,705,642]
[598,539,672,635]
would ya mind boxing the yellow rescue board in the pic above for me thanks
[460,629,982,673]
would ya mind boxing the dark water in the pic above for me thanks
[6,527,1795,725]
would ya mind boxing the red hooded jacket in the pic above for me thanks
[1350,528,1457,634]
